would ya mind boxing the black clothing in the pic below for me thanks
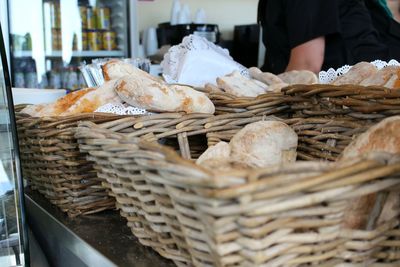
[258,0,399,74]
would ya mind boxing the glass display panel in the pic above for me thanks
[0,24,28,266]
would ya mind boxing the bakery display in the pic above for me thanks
[21,60,215,116]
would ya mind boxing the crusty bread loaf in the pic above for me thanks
[229,121,298,168]
[61,80,122,116]
[340,116,400,230]
[360,66,400,88]
[249,67,284,85]
[216,71,268,97]
[278,70,318,85]
[170,84,215,114]
[23,87,96,117]
[341,116,400,159]
[102,59,160,83]
[332,62,377,85]
[115,74,215,114]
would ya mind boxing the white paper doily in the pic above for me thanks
[95,103,148,115]
[161,34,249,87]
[319,59,400,84]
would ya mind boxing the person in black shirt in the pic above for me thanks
[258,0,400,74]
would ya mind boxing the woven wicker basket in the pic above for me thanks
[16,112,122,217]
[75,113,226,265]
[77,119,400,266]
[208,90,293,117]
[283,84,400,120]
[76,110,400,266]
[72,84,400,265]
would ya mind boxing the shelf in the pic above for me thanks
[13,50,125,58]
[12,51,32,58]
[46,50,125,58]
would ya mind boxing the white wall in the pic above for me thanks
[137,0,258,41]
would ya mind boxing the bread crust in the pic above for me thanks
[340,116,400,230]
[333,62,377,85]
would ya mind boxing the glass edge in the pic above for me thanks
[0,22,30,267]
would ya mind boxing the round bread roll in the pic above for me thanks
[196,141,231,166]
[229,121,298,168]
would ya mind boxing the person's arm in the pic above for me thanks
[286,36,325,73]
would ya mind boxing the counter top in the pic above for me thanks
[25,190,175,267]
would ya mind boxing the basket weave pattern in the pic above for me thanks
[76,113,221,265]
[77,119,400,265]
[16,113,121,217]
[283,84,400,120]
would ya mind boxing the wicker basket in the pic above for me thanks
[77,119,400,266]
[75,113,226,266]
[76,110,400,266]
[16,112,123,217]
[282,84,400,120]
[208,90,293,117]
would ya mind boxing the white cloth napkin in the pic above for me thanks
[161,35,249,87]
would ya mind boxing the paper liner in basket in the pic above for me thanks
[161,34,249,87]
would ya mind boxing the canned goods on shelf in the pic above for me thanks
[82,31,88,50]
[72,34,78,51]
[88,30,102,51]
[102,31,117,50]
[50,3,61,29]
[51,28,62,50]
[86,7,97,30]
[96,7,111,30]
[79,6,88,29]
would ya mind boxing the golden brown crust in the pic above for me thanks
[102,59,120,81]
[52,88,95,115]
[341,116,400,159]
